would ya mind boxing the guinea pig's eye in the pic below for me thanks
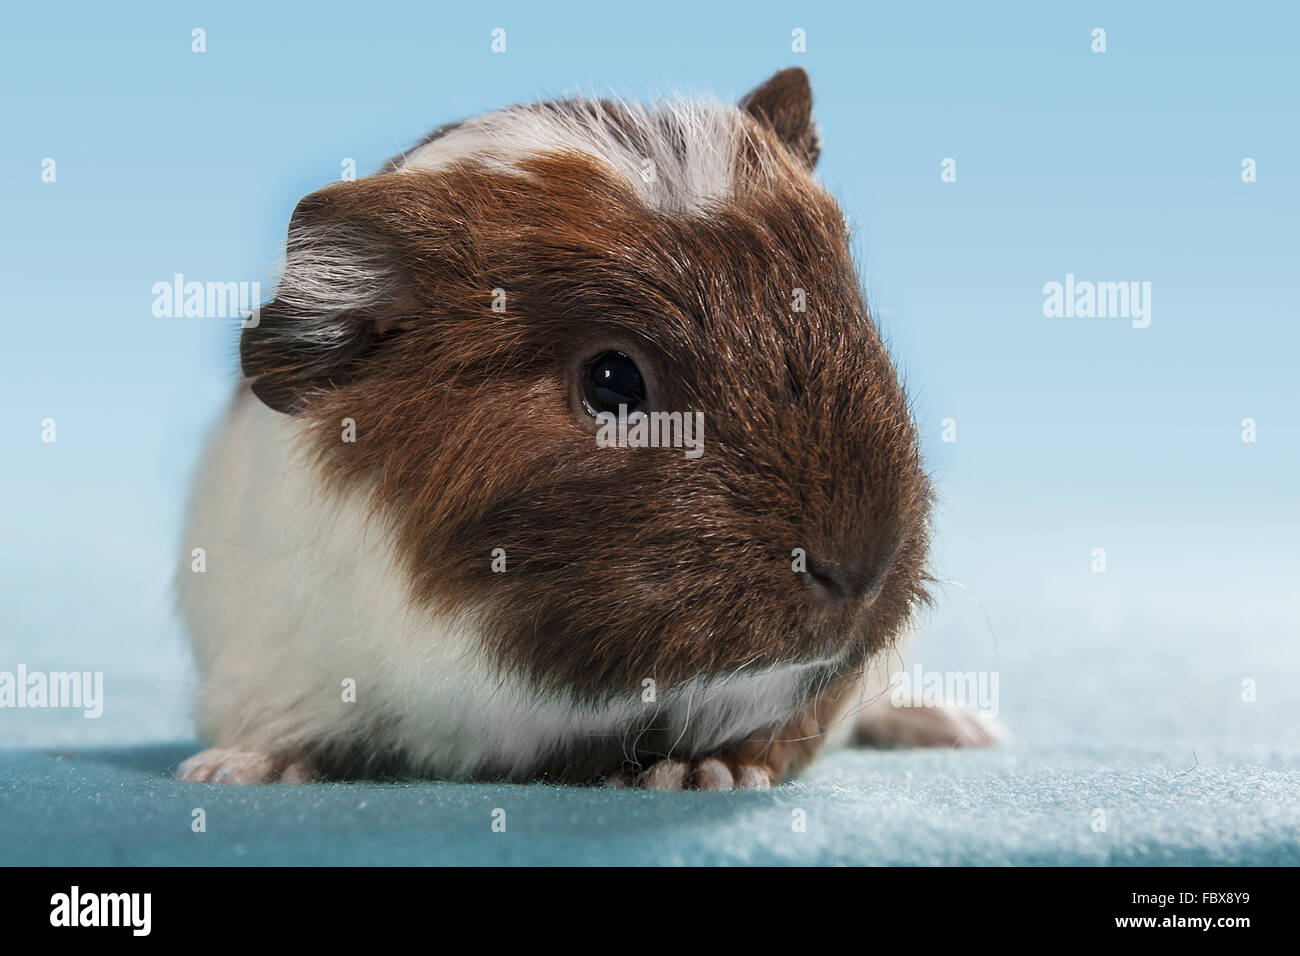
[582,351,647,416]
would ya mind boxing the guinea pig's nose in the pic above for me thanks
[802,562,855,603]
[801,544,898,605]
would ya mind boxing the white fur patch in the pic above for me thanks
[399,97,745,214]
[262,220,398,357]
[277,224,394,320]
[179,393,828,780]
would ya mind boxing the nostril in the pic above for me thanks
[801,549,896,605]
[801,561,857,603]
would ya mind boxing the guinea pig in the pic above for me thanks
[177,68,997,790]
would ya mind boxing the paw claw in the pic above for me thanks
[605,756,776,791]
[644,759,690,791]
[278,761,317,784]
[735,764,774,789]
[691,758,734,791]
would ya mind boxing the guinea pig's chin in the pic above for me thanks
[802,624,881,672]
[797,593,890,651]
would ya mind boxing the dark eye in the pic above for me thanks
[582,351,647,416]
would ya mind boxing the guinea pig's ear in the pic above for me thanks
[241,178,413,414]
[740,67,821,169]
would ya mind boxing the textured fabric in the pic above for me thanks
[2,743,1297,866]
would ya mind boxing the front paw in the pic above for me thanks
[177,747,316,784]
[604,756,776,791]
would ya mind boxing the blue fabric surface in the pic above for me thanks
[3,741,1298,866]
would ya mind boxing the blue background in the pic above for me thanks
[1,1,1297,864]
